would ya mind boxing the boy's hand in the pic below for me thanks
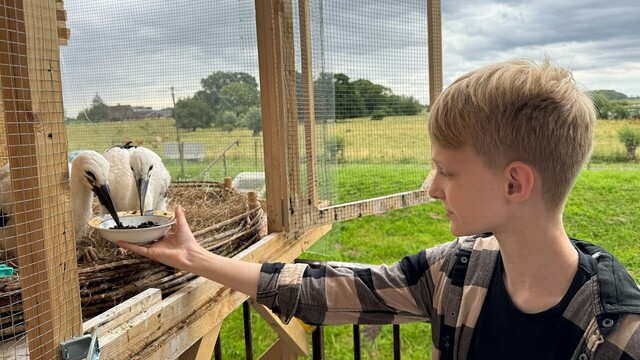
[117,204,202,271]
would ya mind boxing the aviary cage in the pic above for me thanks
[0,0,442,358]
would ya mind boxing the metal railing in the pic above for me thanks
[213,258,404,359]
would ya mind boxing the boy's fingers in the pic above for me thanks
[174,204,188,229]
[117,240,147,257]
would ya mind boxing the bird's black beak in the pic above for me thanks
[92,184,123,228]
[0,210,10,227]
[136,177,149,215]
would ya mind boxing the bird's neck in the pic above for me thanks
[70,181,93,236]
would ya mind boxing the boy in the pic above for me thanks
[119,59,640,359]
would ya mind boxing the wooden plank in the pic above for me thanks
[97,224,331,359]
[427,0,443,104]
[0,1,81,359]
[278,0,304,236]
[251,300,308,356]
[255,0,290,233]
[259,338,297,360]
[83,288,162,337]
[298,0,318,210]
[312,190,433,225]
[177,324,222,360]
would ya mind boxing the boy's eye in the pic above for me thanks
[438,169,452,178]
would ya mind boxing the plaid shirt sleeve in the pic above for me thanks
[255,240,461,325]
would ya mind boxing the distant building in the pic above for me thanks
[106,105,173,121]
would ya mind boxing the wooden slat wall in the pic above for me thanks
[0,1,80,359]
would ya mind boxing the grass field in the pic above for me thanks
[65,115,640,359]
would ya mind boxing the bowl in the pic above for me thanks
[88,210,176,245]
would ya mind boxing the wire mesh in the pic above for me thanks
[61,0,264,185]
[291,0,432,225]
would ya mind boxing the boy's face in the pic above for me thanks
[428,144,509,237]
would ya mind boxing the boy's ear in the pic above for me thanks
[504,161,535,202]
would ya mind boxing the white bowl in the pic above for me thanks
[88,210,175,245]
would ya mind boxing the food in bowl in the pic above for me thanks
[88,210,175,245]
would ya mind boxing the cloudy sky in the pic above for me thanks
[60,0,639,118]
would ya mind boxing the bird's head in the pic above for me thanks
[71,151,122,227]
[129,147,162,214]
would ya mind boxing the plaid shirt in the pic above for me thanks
[257,234,640,359]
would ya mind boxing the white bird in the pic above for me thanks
[0,163,16,251]
[129,146,171,214]
[102,142,137,214]
[70,150,122,237]
[0,152,123,251]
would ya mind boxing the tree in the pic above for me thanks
[173,97,213,131]
[218,111,238,132]
[334,73,365,120]
[199,71,258,112]
[352,79,390,115]
[243,107,262,137]
[77,94,109,122]
[591,93,612,119]
[313,72,335,122]
[617,125,640,161]
[219,83,260,117]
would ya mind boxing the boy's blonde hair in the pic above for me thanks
[428,59,595,210]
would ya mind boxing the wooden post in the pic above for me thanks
[427,0,443,105]
[0,0,81,358]
[224,176,233,190]
[298,0,318,212]
[255,0,291,235]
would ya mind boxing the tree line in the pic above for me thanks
[73,71,425,134]
[589,90,640,120]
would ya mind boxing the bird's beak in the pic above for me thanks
[0,210,10,227]
[136,176,149,215]
[92,184,123,228]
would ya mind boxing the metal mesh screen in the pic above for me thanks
[291,0,431,226]
[61,1,264,185]
[1,0,80,357]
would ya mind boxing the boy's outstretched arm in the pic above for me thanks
[117,205,262,298]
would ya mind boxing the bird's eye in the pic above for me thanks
[84,170,97,184]
[130,166,134,172]
[149,165,154,172]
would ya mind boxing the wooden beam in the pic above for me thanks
[258,338,297,360]
[255,0,290,234]
[97,225,330,359]
[0,1,81,358]
[313,190,433,225]
[177,324,222,360]
[298,0,319,211]
[251,300,308,357]
[83,288,162,337]
[427,0,443,104]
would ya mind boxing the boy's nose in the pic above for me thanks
[427,177,444,200]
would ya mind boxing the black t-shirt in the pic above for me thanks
[467,250,591,360]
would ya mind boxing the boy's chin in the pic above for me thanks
[449,225,479,238]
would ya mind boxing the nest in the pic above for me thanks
[0,181,265,341]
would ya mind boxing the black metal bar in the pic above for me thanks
[214,334,222,360]
[353,324,361,360]
[393,324,401,360]
[243,301,253,360]
[312,326,325,360]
